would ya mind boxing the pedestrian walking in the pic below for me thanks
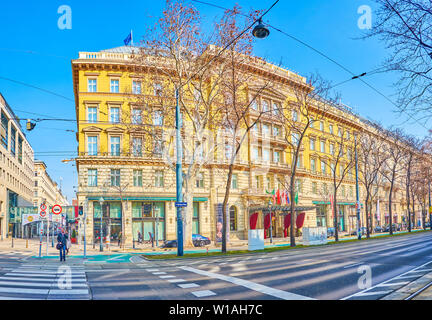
[57,228,68,262]
[118,231,122,246]
[137,231,142,244]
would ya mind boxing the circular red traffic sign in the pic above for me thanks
[52,204,62,215]
[40,211,46,218]
[40,204,47,211]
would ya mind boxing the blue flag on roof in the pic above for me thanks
[124,32,132,46]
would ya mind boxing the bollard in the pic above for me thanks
[26,239,28,248]
[133,239,135,249]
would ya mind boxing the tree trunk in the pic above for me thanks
[289,177,296,247]
[365,193,370,239]
[333,191,339,242]
[222,163,234,253]
[389,183,393,235]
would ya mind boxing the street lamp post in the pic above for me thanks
[83,198,88,259]
[98,197,104,252]
[175,88,184,257]
[354,134,361,240]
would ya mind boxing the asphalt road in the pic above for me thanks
[0,231,431,300]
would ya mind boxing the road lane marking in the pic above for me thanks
[341,260,432,300]
[152,272,167,275]
[343,262,363,269]
[191,290,216,298]
[159,275,176,279]
[376,282,409,287]
[178,283,200,289]
[179,266,314,300]
[354,290,393,297]
[167,279,186,283]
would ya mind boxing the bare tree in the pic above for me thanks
[277,74,335,246]
[125,0,241,247]
[367,0,432,124]
[357,122,388,238]
[380,128,407,235]
[401,134,422,232]
[324,126,356,241]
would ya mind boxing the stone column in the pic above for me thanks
[124,200,133,247]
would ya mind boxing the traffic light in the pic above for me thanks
[78,206,83,216]
[26,119,36,131]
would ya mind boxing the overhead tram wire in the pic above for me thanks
[182,0,280,88]
[0,75,74,102]
[191,0,430,131]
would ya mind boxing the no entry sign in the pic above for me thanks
[52,204,62,215]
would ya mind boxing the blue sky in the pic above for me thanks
[0,0,428,202]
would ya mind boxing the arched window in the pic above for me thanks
[230,206,237,231]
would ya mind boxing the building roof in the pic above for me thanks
[100,46,140,54]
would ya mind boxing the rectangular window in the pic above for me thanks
[155,171,164,187]
[273,150,281,163]
[87,107,97,123]
[110,107,120,123]
[110,169,121,187]
[255,175,262,189]
[273,102,281,116]
[292,133,300,145]
[87,136,98,156]
[312,182,318,194]
[330,143,335,155]
[320,140,325,153]
[131,108,142,124]
[196,172,204,188]
[310,138,315,151]
[320,121,324,131]
[10,126,16,156]
[88,79,97,92]
[232,174,238,189]
[1,111,8,149]
[110,79,120,93]
[110,136,121,156]
[262,124,270,137]
[18,136,23,164]
[133,170,143,187]
[329,124,334,135]
[132,81,142,94]
[262,100,269,112]
[311,158,316,172]
[154,139,163,157]
[251,100,258,111]
[292,110,298,122]
[132,137,142,157]
[321,160,326,174]
[153,111,163,126]
[273,125,281,137]
[88,169,97,187]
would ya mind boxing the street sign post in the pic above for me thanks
[52,204,62,215]
[175,202,187,208]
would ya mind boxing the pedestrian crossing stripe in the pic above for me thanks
[0,264,90,299]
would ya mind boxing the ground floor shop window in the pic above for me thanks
[193,202,199,234]
[338,205,345,231]
[93,202,123,243]
[132,202,165,242]
[230,206,237,231]
[316,205,327,227]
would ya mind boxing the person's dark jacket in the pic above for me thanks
[57,233,68,246]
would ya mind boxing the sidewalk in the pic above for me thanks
[0,229,428,258]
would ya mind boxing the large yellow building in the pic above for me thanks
[72,46,425,247]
